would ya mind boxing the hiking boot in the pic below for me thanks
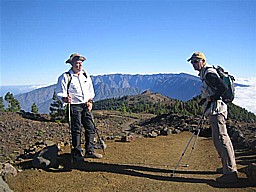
[72,150,84,161]
[216,167,223,174]
[85,152,103,159]
[73,153,84,161]
[216,172,238,184]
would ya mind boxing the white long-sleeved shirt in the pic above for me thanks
[56,69,95,104]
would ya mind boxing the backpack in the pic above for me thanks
[205,66,235,103]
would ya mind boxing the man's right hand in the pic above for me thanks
[62,96,71,103]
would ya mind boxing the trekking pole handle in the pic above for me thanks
[68,103,71,125]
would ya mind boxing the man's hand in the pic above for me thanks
[86,102,93,111]
[62,96,71,103]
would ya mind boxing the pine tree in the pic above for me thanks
[119,102,127,113]
[0,97,5,111]
[4,92,21,112]
[31,103,39,114]
[49,91,65,121]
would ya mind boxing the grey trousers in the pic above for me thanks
[209,114,237,174]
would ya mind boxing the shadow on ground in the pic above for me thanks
[18,153,255,189]
[235,147,256,166]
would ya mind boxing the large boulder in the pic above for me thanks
[0,163,16,192]
[0,177,13,192]
[32,144,58,169]
[0,163,17,181]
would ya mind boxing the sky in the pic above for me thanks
[1,0,256,86]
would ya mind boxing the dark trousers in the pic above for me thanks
[70,104,95,154]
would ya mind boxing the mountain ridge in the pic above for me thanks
[11,73,201,113]
[2,73,253,114]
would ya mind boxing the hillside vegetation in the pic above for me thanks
[94,90,256,122]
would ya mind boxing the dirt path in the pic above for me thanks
[7,132,255,192]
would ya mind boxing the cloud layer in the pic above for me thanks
[233,77,256,114]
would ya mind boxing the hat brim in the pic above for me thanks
[187,57,203,62]
[65,56,86,64]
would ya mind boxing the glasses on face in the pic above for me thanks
[191,59,202,64]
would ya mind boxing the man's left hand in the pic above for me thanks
[86,102,93,111]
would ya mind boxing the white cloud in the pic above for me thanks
[233,77,256,114]
[29,84,49,89]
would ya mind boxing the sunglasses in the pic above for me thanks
[191,59,202,64]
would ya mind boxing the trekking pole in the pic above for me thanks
[170,130,197,177]
[170,112,206,177]
[88,113,106,155]
[95,126,106,155]
[68,103,73,169]
[184,129,201,167]
[184,115,205,167]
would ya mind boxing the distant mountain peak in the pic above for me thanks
[141,90,152,95]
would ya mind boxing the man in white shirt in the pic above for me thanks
[56,53,103,161]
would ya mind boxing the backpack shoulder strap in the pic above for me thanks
[65,70,88,88]
[65,72,72,94]
[202,65,219,80]
[82,70,88,79]
[65,70,88,87]
[201,66,212,80]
